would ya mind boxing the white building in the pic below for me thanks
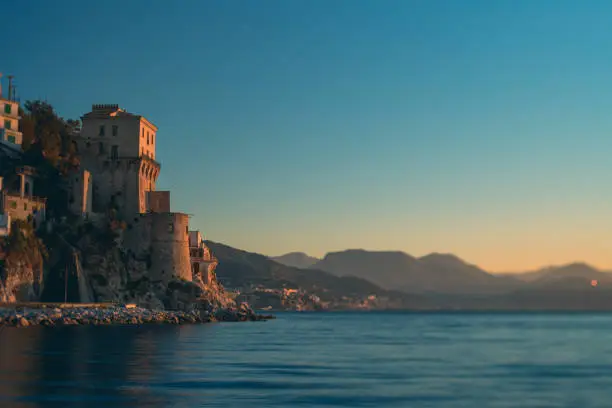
[0,74,23,150]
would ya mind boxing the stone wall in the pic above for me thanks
[149,212,191,282]
[123,212,192,282]
[68,169,92,217]
[146,191,170,212]
[76,140,159,218]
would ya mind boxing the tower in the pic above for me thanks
[76,104,160,217]
[0,74,23,150]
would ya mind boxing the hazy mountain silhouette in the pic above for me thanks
[211,243,612,310]
[504,262,612,283]
[205,241,429,308]
[271,252,320,269]
[311,250,520,294]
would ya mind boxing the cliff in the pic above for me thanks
[64,217,234,311]
[0,220,46,303]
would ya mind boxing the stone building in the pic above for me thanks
[188,231,218,284]
[75,104,160,217]
[75,104,194,283]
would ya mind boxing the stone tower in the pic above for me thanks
[76,104,160,217]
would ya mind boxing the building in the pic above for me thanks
[75,104,195,282]
[0,74,23,150]
[75,104,160,217]
[188,231,218,284]
[0,166,46,229]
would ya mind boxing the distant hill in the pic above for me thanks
[505,263,612,283]
[205,241,429,308]
[209,242,612,311]
[271,252,320,269]
[311,250,521,294]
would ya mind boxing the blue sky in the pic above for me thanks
[4,0,612,271]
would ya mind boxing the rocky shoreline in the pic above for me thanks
[0,304,275,328]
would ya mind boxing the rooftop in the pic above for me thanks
[82,104,157,130]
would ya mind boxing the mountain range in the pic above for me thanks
[273,250,611,294]
[205,241,424,307]
[204,241,612,310]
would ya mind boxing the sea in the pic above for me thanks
[2,312,612,407]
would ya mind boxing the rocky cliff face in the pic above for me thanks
[0,220,46,304]
[73,220,235,311]
[0,262,43,303]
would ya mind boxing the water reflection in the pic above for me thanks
[0,326,192,407]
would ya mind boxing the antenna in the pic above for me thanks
[7,75,13,101]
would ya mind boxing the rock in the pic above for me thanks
[17,317,30,327]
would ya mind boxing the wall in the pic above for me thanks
[147,191,170,212]
[123,212,192,282]
[77,155,159,218]
[189,231,202,247]
[149,213,191,282]
[139,121,157,160]
[79,115,141,159]
[69,169,92,217]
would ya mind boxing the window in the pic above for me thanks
[112,125,118,136]
[9,201,16,209]
[111,145,119,159]
[152,134,154,145]
[99,125,105,136]
[141,128,145,138]
[23,203,27,211]
[4,120,11,130]
[147,133,149,145]
[98,142,104,155]
[7,135,15,144]
[4,104,11,114]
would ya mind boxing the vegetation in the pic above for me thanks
[14,100,82,218]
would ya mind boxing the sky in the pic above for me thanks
[4,0,612,272]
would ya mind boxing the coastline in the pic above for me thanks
[0,303,275,328]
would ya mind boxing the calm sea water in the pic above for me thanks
[2,312,612,407]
